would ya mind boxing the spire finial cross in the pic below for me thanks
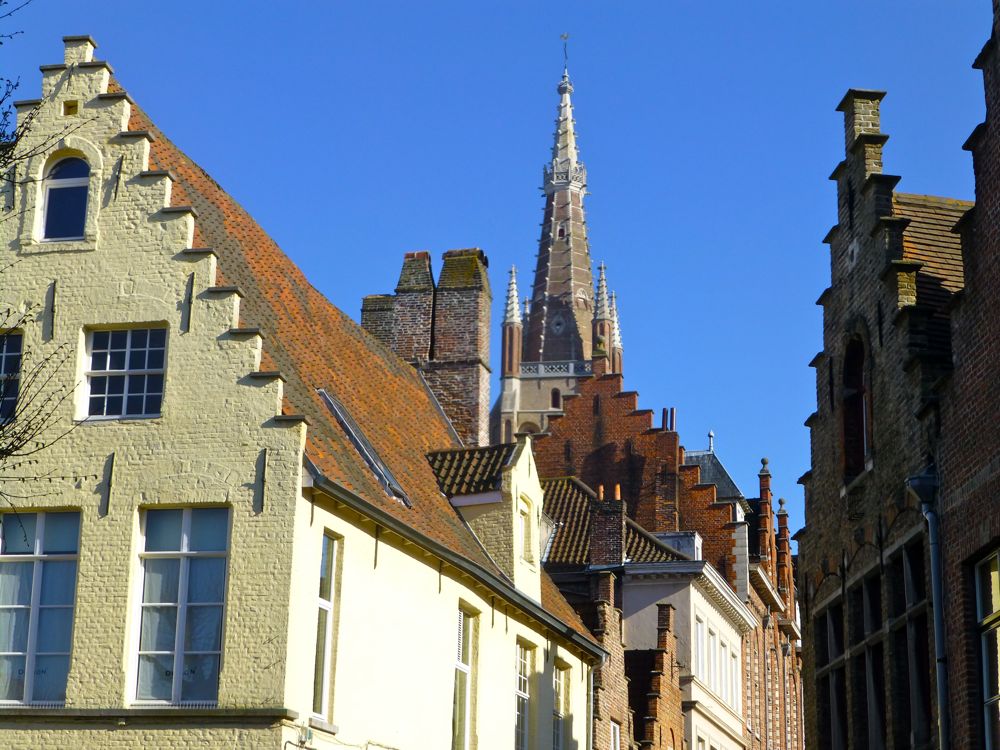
[561,33,569,67]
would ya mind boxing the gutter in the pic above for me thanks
[307,463,606,664]
[906,465,949,750]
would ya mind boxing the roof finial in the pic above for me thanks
[594,262,611,321]
[504,266,522,325]
[610,291,623,350]
[561,32,570,71]
[708,429,715,452]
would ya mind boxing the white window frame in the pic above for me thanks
[0,511,79,706]
[610,720,621,750]
[83,327,167,420]
[453,608,473,750]
[708,630,717,692]
[41,159,88,242]
[977,550,1000,749]
[552,664,568,750]
[313,533,337,719]
[515,642,532,750]
[695,616,705,680]
[721,642,728,703]
[731,650,740,711]
[133,507,229,706]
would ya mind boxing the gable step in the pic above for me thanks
[114,130,154,142]
[202,286,243,298]
[248,371,285,382]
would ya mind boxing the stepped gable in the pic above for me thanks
[115,83,490,573]
[542,477,683,566]
[892,192,971,357]
[427,444,516,496]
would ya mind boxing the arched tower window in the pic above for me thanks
[842,336,872,480]
[43,157,89,240]
[551,388,561,409]
[503,420,513,443]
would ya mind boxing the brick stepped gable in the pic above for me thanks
[535,372,739,584]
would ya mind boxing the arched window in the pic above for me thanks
[551,388,561,409]
[842,337,872,479]
[503,420,512,443]
[43,157,89,240]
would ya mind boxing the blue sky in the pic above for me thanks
[5,2,991,536]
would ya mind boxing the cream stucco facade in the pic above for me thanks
[623,563,755,750]
[0,36,602,749]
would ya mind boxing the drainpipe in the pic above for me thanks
[905,463,949,750]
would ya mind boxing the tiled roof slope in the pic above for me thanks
[427,444,516,496]
[116,87,591,642]
[894,192,972,357]
[542,478,682,566]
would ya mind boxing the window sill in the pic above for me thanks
[75,414,163,424]
[19,236,97,254]
[0,706,297,720]
[309,717,340,735]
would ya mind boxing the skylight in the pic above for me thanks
[318,389,411,507]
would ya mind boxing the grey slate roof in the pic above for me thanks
[683,450,744,500]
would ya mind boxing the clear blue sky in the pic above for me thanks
[6,2,991,537]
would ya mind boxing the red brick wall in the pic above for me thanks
[938,11,1000,748]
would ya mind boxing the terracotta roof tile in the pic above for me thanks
[115,91,596,646]
[542,477,680,566]
[427,444,517,496]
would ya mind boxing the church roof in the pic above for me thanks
[116,82,598,652]
[542,477,684,566]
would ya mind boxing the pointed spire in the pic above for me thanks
[504,267,522,325]
[548,67,582,191]
[610,291,623,350]
[594,263,611,321]
[522,296,531,320]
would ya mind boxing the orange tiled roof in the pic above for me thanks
[114,88,595,646]
[427,444,516,496]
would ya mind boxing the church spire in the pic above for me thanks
[610,291,623,374]
[523,65,595,363]
[594,262,611,321]
[504,266,522,325]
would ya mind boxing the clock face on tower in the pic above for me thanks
[550,314,566,335]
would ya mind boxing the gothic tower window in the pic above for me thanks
[43,157,89,240]
[551,388,561,409]
[842,337,872,480]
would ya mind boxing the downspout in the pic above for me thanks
[587,665,594,750]
[905,463,949,750]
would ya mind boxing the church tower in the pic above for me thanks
[496,66,623,440]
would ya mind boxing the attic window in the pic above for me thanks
[62,101,79,117]
[318,389,410,507]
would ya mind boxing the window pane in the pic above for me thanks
[0,608,29,651]
[48,158,89,180]
[313,607,328,715]
[40,561,76,605]
[32,655,70,702]
[42,513,80,554]
[986,627,1000,699]
[1,514,36,554]
[137,654,173,700]
[140,606,177,652]
[0,655,25,700]
[181,653,220,702]
[142,559,180,603]
[91,331,108,350]
[184,605,222,651]
[190,509,228,552]
[980,555,1000,621]
[130,329,148,349]
[149,329,166,348]
[0,562,33,606]
[44,186,87,239]
[144,510,182,552]
[110,331,127,350]
[319,536,335,600]
[37,607,73,652]
[187,558,226,603]
[988,700,1000,750]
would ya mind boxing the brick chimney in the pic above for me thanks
[589,484,626,566]
[391,251,434,362]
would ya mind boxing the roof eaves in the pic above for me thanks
[307,463,605,660]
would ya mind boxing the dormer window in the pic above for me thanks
[43,157,89,240]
